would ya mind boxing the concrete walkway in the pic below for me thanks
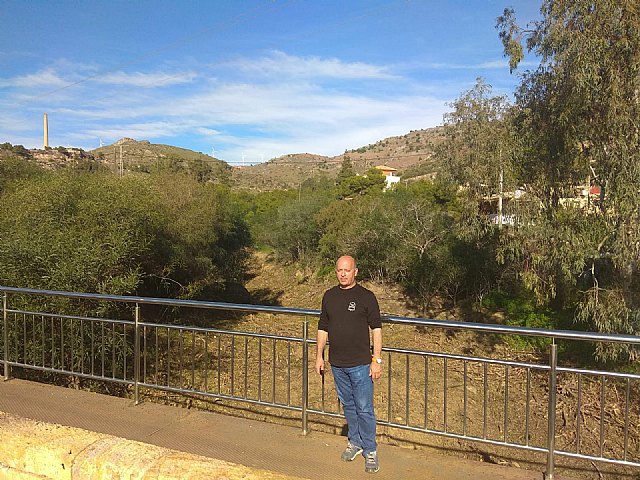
[0,379,555,480]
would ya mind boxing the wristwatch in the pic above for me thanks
[372,356,382,364]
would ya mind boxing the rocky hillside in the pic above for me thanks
[230,126,445,191]
[90,138,225,170]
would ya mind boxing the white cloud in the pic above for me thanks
[222,50,398,80]
[81,121,183,142]
[97,71,197,87]
[0,68,68,88]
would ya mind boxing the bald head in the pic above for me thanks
[335,256,358,289]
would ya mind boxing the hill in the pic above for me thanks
[90,138,224,167]
[230,126,445,191]
[90,138,229,181]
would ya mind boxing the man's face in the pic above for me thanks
[336,257,357,289]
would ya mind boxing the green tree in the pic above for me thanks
[338,168,386,199]
[497,1,640,360]
[0,156,44,195]
[336,157,355,185]
[0,173,160,298]
[142,174,250,298]
[0,171,251,306]
[245,189,298,248]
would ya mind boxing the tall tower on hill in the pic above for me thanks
[43,112,49,148]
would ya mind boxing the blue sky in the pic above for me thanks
[0,0,541,164]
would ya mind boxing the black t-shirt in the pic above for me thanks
[318,283,382,367]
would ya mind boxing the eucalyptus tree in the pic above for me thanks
[438,77,515,230]
[497,1,640,360]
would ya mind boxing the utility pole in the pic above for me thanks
[497,148,504,229]
[119,144,124,177]
[498,166,504,229]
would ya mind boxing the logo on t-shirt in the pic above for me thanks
[348,301,356,312]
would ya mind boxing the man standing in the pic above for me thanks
[315,255,383,474]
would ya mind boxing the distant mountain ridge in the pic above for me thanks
[231,126,444,190]
[4,126,444,190]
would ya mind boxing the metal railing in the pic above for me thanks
[1,286,639,480]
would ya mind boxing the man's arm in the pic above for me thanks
[370,327,382,380]
[315,329,328,375]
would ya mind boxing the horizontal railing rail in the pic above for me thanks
[2,285,639,480]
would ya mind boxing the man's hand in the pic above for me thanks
[370,361,382,381]
[315,357,325,375]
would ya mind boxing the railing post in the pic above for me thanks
[302,316,309,435]
[545,341,558,480]
[134,303,141,405]
[3,292,10,381]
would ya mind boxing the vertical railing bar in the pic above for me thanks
[443,357,448,432]
[123,323,128,382]
[142,325,147,384]
[134,303,140,405]
[101,322,105,377]
[69,317,73,373]
[154,327,159,385]
[29,315,36,366]
[258,337,263,402]
[623,377,630,461]
[80,320,87,375]
[504,365,509,443]
[463,360,468,436]
[217,334,221,393]
[90,321,95,376]
[272,338,277,403]
[23,313,27,365]
[51,317,56,370]
[244,336,249,398]
[166,327,171,387]
[27,314,32,366]
[41,315,46,367]
[545,342,558,480]
[287,340,292,406]
[72,317,78,372]
[178,328,184,389]
[231,334,236,396]
[15,312,20,364]
[80,318,84,374]
[576,373,582,454]
[26,314,31,366]
[111,323,115,379]
[2,293,10,380]
[424,355,429,429]
[14,311,19,365]
[31,314,36,366]
[301,317,309,435]
[599,375,605,457]
[525,367,531,446]
[204,332,209,392]
[483,362,488,439]
[387,352,392,423]
[191,330,196,390]
[405,354,410,426]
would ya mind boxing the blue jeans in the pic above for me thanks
[331,363,376,454]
